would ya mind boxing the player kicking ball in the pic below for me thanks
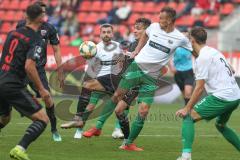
[176,27,240,160]
[0,4,49,160]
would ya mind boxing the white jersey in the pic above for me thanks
[135,23,192,78]
[194,46,240,101]
[94,41,122,77]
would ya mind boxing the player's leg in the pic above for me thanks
[183,69,194,105]
[115,88,138,140]
[215,100,240,151]
[8,88,49,160]
[0,98,12,130]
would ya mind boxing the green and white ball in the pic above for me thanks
[79,41,97,59]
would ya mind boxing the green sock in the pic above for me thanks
[96,99,117,129]
[127,113,145,144]
[115,109,130,129]
[216,124,240,151]
[82,109,93,122]
[182,114,194,153]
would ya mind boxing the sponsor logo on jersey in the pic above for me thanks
[41,30,47,36]
[168,40,173,44]
[149,40,170,54]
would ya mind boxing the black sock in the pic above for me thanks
[18,120,47,150]
[184,98,190,105]
[76,95,90,117]
[116,112,130,139]
[46,105,57,133]
[81,109,93,122]
[0,123,4,129]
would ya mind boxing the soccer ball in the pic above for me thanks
[79,41,97,59]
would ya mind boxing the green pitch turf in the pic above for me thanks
[0,97,239,160]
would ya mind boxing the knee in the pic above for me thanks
[112,91,123,103]
[115,101,127,116]
[32,110,49,124]
[83,82,92,90]
[86,104,95,111]
[138,103,149,118]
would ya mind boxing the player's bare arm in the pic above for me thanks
[52,44,64,87]
[131,32,148,58]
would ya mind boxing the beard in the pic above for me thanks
[103,36,111,43]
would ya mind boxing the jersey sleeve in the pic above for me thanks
[16,20,26,29]
[26,42,42,61]
[194,56,210,80]
[145,23,155,36]
[181,36,193,52]
[48,24,60,45]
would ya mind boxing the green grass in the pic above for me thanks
[0,97,239,160]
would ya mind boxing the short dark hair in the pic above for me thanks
[160,6,176,23]
[26,3,43,21]
[190,27,207,45]
[100,23,113,31]
[34,1,47,8]
[135,18,151,29]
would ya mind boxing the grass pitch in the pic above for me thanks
[0,97,239,160]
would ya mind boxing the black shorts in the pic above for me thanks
[96,74,121,94]
[122,87,139,106]
[29,69,50,98]
[174,69,194,91]
[0,86,43,117]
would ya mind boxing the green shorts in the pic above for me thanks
[194,95,239,120]
[89,91,106,106]
[119,61,158,105]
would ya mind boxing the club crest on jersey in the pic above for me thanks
[168,40,173,44]
[41,30,47,36]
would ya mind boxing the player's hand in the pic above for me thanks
[57,67,64,88]
[176,107,189,118]
[39,88,51,104]
[130,50,138,58]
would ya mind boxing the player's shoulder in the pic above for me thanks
[172,28,187,39]
[16,19,27,29]
[197,46,217,62]
[42,22,57,31]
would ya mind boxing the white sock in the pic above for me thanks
[182,152,191,159]
[16,145,26,152]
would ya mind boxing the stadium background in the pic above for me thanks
[0,1,240,160]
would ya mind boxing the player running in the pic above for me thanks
[176,27,240,160]
[16,1,63,142]
[97,7,192,151]
[0,4,49,160]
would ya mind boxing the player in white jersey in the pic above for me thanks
[61,24,124,138]
[176,27,240,160]
[96,7,192,151]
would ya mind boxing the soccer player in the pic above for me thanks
[0,4,49,160]
[61,24,124,138]
[16,1,63,141]
[114,18,151,144]
[176,27,240,160]
[169,27,194,105]
[97,7,192,151]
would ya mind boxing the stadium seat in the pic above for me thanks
[176,15,194,27]
[0,22,13,33]
[19,0,30,10]
[221,3,234,15]
[132,2,144,12]
[9,0,20,10]
[0,0,10,10]
[78,1,92,12]
[143,2,156,13]
[91,1,102,12]
[167,1,177,9]
[205,15,220,28]
[102,1,112,12]
[86,13,99,23]
[60,35,70,46]
[2,11,16,21]
[127,13,141,25]
[14,11,24,21]
[155,2,166,13]
[50,0,58,7]
[176,3,186,13]
[93,25,100,36]
[0,34,7,44]
[77,12,88,23]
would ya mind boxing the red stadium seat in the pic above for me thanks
[167,1,177,9]
[93,25,100,36]
[132,2,144,12]
[127,13,141,25]
[78,12,88,23]
[155,2,166,13]
[2,11,16,21]
[176,15,194,27]
[19,0,30,10]
[102,1,112,12]
[91,1,102,12]
[221,3,234,15]
[143,2,156,13]
[0,34,7,44]
[86,13,99,23]
[9,0,20,10]
[0,22,13,33]
[79,1,92,11]
[14,11,24,21]
[60,35,70,46]
[51,0,58,7]
[0,0,10,10]
[205,15,220,28]
[176,3,186,13]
